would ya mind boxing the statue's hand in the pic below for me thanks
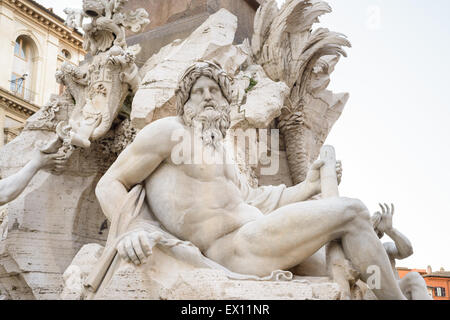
[376,203,394,234]
[33,149,67,172]
[304,159,342,193]
[33,137,68,172]
[117,231,154,265]
[304,159,325,195]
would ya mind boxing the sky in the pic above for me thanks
[37,0,449,271]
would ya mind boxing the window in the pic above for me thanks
[14,38,27,60]
[10,73,25,96]
[61,49,71,60]
[434,287,446,297]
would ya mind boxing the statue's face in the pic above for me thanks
[188,76,228,113]
[182,75,231,148]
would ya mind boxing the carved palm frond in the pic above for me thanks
[251,0,279,59]
[251,0,351,184]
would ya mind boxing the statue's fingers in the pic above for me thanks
[311,160,325,170]
[391,203,395,215]
[125,237,140,265]
[49,153,61,159]
[379,203,385,214]
[138,232,152,257]
[384,203,390,214]
[131,234,145,264]
[117,240,131,263]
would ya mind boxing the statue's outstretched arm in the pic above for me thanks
[0,147,64,205]
[277,159,342,208]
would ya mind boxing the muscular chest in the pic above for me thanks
[179,162,226,181]
[172,143,235,181]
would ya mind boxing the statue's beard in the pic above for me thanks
[183,100,231,149]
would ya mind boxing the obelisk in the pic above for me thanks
[124,0,262,65]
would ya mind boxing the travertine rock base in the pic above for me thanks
[98,269,342,300]
[62,244,344,300]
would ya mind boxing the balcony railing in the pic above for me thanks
[9,86,37,104]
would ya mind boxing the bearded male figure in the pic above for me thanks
[95,61,406,300]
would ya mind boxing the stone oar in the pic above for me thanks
[320,145,353,300]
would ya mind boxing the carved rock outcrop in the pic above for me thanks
[131,9,249,128]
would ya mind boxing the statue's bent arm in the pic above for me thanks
[383,228,414,260]
[96,117,182,221]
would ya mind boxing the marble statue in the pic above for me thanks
[372,204,432,300]
[90,61,407,300]
[0,0,426,300]
[63,8,84,30]
[0,138,65,206]
[56,0,149,149]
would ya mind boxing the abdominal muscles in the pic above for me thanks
[144,162,257,251]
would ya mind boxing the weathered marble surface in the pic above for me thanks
[2,1,363,301]
[0,96,135,299]
[62,244,344,300]
[0,130,107,299]
[57,1,149,149]
[124,0,260,65]
[75,53,409,300]
[131,8,248,128]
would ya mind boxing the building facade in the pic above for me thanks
[0,0,84,146]
[397,266,450,300]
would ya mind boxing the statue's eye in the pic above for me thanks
[210,87,219,94]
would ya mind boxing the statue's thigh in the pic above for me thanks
[236,198,354,252]
[224,199,355,274]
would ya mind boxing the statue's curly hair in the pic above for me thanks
[175,60,233,117]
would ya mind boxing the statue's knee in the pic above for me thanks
[404,272,425,287]
[342,198,370,223]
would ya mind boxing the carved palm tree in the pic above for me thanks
[252,0,351,184]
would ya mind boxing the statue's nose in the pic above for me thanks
[203,90,212,101]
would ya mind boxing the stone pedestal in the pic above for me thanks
[97,268,343,300]
[124,0,261,66]
[61,244,345,300]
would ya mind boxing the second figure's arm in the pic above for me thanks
[376,203,414,260]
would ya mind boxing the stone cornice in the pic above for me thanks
[3,0,84,51]
[0,86,39,117]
